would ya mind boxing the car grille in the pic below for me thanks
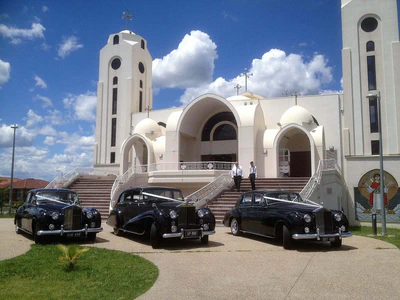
[63,207,82,230]
[315,210,334,234]
[178,205,196,229]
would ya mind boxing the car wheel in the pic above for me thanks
[230,218,241,236]
[87,233,97,242]
[330,237,342,248]
[150,223,161,249]
[113,227,123,236]
[200,235,209,245]
[32,221,42,244]
[282,225,293,250]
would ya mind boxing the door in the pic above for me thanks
[289,151,311,177]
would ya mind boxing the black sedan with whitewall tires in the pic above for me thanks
[106,187,216,248]
[223,190,352,249]
[14,188,103,243]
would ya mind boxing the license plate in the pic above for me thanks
[184,230,200,237]
[67,233,81,237]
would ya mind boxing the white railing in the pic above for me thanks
[186,173,234,208]
[46,167,118,189]
[300,159,340,199]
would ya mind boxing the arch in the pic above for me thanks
[210,121,237,141]
[120,133,154,174]
[366,41,375,52]
[141,39,145,49]
[273,124,316,177]
[113,76,118,85]
[113,35,119,45]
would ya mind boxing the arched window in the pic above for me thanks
[140,80,143,88]
[367,56,377,90]
[366,41,375,52]
[141,39,145,49]
[202,112,237,141]
[213,124,236,141]
[113,35,119,45]
[113,77,118,85]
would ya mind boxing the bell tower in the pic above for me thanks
[94,13,153,168]
[341,0,400,157]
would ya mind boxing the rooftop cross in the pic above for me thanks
[292,90,298,105]
[240,68,253,92]
[122,9,134,30]
[145,105,152,118]
[234,84,241,95]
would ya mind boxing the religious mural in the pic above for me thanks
[355,169,400,222]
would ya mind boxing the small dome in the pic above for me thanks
[227,95,251,101]
[280,106,314,127]
[120,30,135,35]
[133,118,162,140]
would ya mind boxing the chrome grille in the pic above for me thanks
[315,211,334,234]
[64,207,82,230]
[178,205,196,229]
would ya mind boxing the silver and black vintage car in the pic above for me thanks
[223,190,352,249]
[14,188,103,243]
[107,186,216,248]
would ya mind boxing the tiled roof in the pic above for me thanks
[0,178,49,189]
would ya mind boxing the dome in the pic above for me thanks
[120,30,136,35]
[133,118,162,140]
[227,95,251,101]
[280,106,315,127]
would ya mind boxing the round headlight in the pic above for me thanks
[334,213,342,222]
[340,225,346,232]
[169,210,178,219]
[203,223,209,231]
[86,211,93,219]
[90,222,96,228]
[171,225,177,232]
[304,214,311,223]
[49,224,55,230]
[197,210,205,218]
[51,212,59,220]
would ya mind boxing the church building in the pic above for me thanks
[93,0,400,225]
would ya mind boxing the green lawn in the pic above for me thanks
[350,226,400,249]
[0,244,158,300]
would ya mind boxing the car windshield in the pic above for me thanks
[35,191,79,205]
[144,188,184,201]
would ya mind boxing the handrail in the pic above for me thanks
[186,173,234,208]
[300,159,340,199]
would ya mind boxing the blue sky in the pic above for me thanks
[1,0,398,182]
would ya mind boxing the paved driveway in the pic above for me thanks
[1,219,400,299]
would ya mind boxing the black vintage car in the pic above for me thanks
[107,186,216,248]
[14,188,103,243]
[223,190,352,249]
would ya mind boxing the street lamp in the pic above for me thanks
[366,91,386,235]
[8,124,18,215]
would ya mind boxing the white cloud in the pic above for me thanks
[0,23,45,44]
[34,75,47,89]
[25,109,43,128]
[42,6,49,13]
[44,109,65,125]
[58,36,83,58]
[63,92,97,121]
[178,49,334,104]
[153,30,217,89]
[34,94,52,108]
[43,136,55,146]
[0,124,35,148]
[0,59,10,86]
[38,124,57,136]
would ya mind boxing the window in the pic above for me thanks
[112,88,118,115]
[140,80,143,88]
[202,112,237,141]
[113,35,119,45]
[113,76,118,85]
[366,41,375,52]
[240,194,252,206]
[111,58,121,70]
[141,39,145,49]
[111,118,116,147]
[254,193,263,205]
[371,140,380,155]
[367,56,377,90]
[110,152,115,163]
[361,17,378,33]
[17,189,24,201]
[158,122,166,128]
[139,91,143,112]
[213,124,236,141]
[369,97,379,133]
[138,62,145,73]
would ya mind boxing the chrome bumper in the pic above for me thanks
[36,224,103,236]
[292,229,352,240]
[163,228,215,239]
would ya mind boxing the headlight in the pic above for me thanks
[51,212,59,220]
[304,227,310,233]
[203,223,209,230]
[49,224,55,230]
[90,222,96,228]
[334,213,342,222]
[86,211,93,219]
[340,225,346,232]
[197,210,205,218]
[171,225,177,232]
[169,210,178,219]
[304,214,311,223]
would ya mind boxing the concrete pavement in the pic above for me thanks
[1,218,400,299]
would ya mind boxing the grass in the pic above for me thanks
[350,226,400,249]
[0,244,158,300]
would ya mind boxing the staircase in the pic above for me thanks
[68,175,116,219]
[207,177,309,224]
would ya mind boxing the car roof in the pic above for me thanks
[124,186,182,192]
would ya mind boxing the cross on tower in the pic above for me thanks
[122,9,134,30]
[145,105,152,118]
[234,84,241,95]
[240,68,253,92]
[292,90,298,105]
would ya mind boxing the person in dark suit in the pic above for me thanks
[231,162,244,192]
[249,161,257,190]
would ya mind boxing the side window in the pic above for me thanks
[277,193,289,200]
[254,193,263,205]
[240,194,252,206]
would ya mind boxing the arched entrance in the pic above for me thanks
[277,127,312,177]
[120,134,153,174]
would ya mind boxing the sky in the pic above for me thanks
[1,0,398,182]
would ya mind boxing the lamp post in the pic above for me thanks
[366,91,386,235]
[8,124,18,215]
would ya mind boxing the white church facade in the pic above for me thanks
[93,0,400,225]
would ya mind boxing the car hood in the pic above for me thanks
[35,203,79,212]
[270,201,325,214]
